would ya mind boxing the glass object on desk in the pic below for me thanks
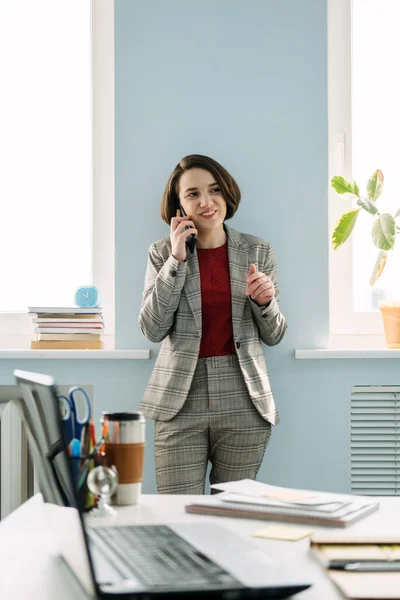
[87,465,118,517]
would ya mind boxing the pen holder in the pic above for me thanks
[69,450,106,511]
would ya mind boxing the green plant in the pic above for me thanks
[331,169,400,286]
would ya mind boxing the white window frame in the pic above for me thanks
[0,0,115,349]
[328,0,384,347]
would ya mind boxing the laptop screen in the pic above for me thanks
[14,369,97,597]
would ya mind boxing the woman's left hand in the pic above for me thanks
[246,263,275,307]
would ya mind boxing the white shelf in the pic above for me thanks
[295,349,400,359]
[0,349,151,360]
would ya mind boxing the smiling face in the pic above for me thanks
[178,168,227,235]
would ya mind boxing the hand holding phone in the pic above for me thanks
[170,206,197,261]
[177,201,196,254]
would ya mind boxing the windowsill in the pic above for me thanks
[0,349,150,360]
[295,334,399,358]
[295,348,398,359]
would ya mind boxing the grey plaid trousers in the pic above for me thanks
[154,355,272,494]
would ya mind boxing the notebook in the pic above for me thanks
[185,480,379,527]
[14,369,311,599]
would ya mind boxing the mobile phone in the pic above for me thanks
[177,201,196,254]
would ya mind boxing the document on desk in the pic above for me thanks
[185,480,379,527]
[328,571,400,599]
[211,479,351,507]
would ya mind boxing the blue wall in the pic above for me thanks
[4,1,398,495]
[114,0,333,492]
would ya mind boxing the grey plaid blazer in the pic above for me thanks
[138,225,287,425]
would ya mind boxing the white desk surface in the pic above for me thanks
[1,494,399,600]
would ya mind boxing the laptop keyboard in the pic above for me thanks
[93,524,239,589]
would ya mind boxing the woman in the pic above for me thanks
[139,154,287,494]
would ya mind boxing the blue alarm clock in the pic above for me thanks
[74,286,101,308]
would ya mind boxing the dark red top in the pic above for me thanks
[197,243,236,358]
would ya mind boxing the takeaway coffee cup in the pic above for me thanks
[100,411,145,505]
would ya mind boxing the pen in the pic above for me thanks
[82,424,91,459]
[90,421,96,448]
[329,560,400,572]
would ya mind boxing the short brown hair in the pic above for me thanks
[160,154,241,224]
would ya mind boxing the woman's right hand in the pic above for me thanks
[170,210,197,262]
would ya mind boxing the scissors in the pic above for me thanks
[58,386,91,447]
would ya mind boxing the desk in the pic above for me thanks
[1,494,398,599]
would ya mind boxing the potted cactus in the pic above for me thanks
[331,169,400,347]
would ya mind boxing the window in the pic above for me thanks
[0,0,114,348]
[329,0,400,343]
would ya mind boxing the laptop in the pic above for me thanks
[14,369,312,599]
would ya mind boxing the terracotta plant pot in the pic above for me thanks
[379,302,400,348]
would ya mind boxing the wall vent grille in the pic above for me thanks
[351,386,400,496]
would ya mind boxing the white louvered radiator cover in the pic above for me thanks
[351,386,400,496]
[0,387,32,519]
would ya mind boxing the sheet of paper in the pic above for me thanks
[210,479,277,495]
[329,570,400,599]
[253,524,314,541]
[318,544,400,561]
[262,490,315,501]
[311,530,400,546]
[211,480,321,502]
[210,479,343,505]
[219,492,350,514]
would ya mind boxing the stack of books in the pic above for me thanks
[311,531,400,599]
[28,307,104,350]
[185,479,379,527]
